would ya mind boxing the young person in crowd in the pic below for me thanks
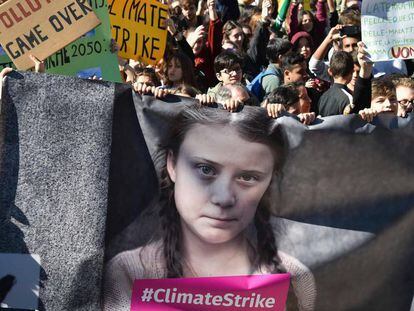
[103,104,316,310]
[248,38,292,101]
[394,77,414,117]
[318,51,354,116]
[288,0,327,47]
[264,85,316,124]
[358,78,399,122]
[208,51,244,97]
[281,52,309,84]
[164,52,198,89]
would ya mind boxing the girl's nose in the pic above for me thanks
[210,177,236,208]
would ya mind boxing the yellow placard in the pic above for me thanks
[0,0,101,70]
[108,0,168,65]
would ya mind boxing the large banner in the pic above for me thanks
[1,72,414,310]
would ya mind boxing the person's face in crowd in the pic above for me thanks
[301,13,314,33]
[182,4,197,21]
[298,85,312,113]
[396,85,414,112]
[348,64,360,89]
[228,27,244,50]
[284,62,308,83]
[168,58,183,83]
[342,37,358,53]
[297,37,312,60]
[217,64,243,85]
[371,95,398,114]
[136,74,154,86]
[167,124,275,245]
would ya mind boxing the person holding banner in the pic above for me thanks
[103,104,316,310]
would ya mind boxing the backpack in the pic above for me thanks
[247,66,281,102]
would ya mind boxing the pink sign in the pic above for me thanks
[131,274,290,310]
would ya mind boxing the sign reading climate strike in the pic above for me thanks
[131,274,290,311]
[362,0,414,61]
[0,0,101,70]
[108,0,168,65]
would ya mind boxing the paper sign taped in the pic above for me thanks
[0,0,101,70]
[131,274,290,311]
[108,0,168,65]
[362,0,414,61]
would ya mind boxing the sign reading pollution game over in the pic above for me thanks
[0,0,101,70]
[108,0,168,65]
[362,0,414,61]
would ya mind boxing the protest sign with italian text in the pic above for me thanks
[362,0,414,61]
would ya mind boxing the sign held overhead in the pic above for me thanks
[0,0,101,70]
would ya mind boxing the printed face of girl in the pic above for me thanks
[167,124,275,245]
[167,58,183,83]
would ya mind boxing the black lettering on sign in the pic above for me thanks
[137,2,146,24]
[150,37,159,60]
[76,0,93,15]
[45,47,70,69]
[4,25,49,59]
[108,0,117,15]
[49,14,64,32]
[158,7,167,30]
[48,0,94,33]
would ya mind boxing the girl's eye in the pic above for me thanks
[238,174,258,183]
[197,165,215,177]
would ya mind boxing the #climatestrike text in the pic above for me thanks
[139,287,277,308]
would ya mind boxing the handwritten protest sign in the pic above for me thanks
[108,0,168,65]
[362,0,414,61]
[45,0,122,82]
[0,0,101,70]
[131,274,290,311]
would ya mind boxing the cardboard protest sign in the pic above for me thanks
[0,0,101,70]
[362,0,414,61]
[44,0,122,83]
[131,274,290,310]
[108,0,168,65]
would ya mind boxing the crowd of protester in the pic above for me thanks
[127,0,414,124]
[1,0,414,124]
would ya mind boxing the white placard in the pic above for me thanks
[362,0,414,61]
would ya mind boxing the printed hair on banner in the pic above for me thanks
[105,91,414,311]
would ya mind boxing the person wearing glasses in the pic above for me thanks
[395,78,414,118]
[207,50,244,98]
